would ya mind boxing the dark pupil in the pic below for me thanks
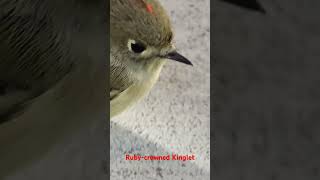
[131,42,146,53]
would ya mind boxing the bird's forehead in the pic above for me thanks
[129,0,155,14]
[111,0,173,47]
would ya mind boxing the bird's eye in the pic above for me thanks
[128,39,146,53]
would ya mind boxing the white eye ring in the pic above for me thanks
[127,39,146,54]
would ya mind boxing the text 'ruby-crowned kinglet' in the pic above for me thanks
[110,0,193,118]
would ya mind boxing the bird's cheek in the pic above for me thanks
[145,58,165,72]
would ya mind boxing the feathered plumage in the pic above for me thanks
[110,0,175,117]
[0,0,107,177]
[0,0,106,123]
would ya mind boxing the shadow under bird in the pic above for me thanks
[0,0,107,178]
[110,0,192,118]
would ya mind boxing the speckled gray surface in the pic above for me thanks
[111,0,210,179]
[214,0,320,179]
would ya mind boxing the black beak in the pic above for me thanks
[164,51,193,66]
[221,0,266,13]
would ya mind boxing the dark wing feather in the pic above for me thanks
[0,3,73,123]
[110,62,133,100]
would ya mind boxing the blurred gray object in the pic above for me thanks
[0,1,107,179]
[221,0,265,13]
[214,0,320,179]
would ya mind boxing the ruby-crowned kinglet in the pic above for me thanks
[221,0,265,13]
[110,0,192,118]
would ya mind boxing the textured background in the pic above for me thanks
[214,0,320,179]
[111,0,210,179]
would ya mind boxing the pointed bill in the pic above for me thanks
[164,51,193,66]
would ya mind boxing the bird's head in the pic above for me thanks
[110,0,192,72]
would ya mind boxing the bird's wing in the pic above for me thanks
[0,6,73,123]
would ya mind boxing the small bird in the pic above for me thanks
[221,0,265,13]
[110,0,192,118]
